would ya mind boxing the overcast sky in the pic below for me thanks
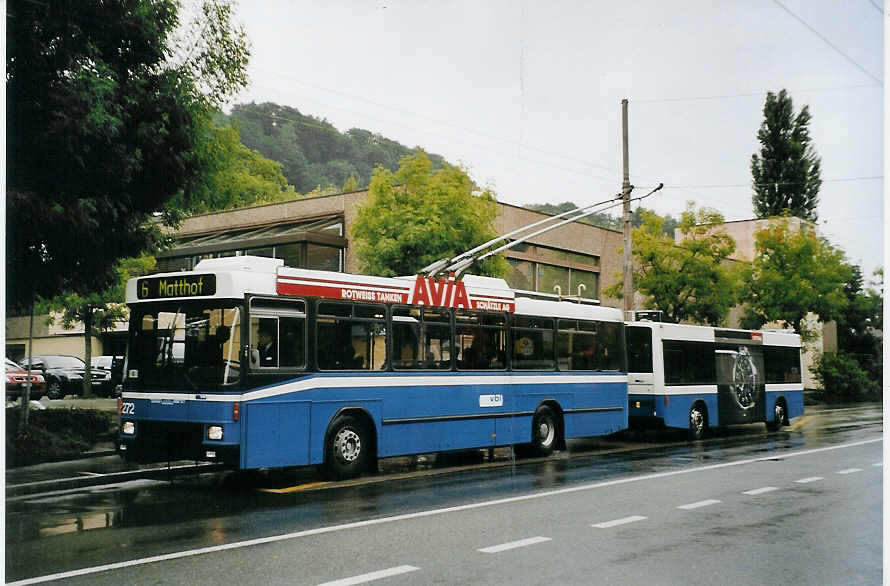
[230,0,884,279]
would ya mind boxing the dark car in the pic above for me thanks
[20,355,111,399]
[90,355,124,396]
[5,358,46,401]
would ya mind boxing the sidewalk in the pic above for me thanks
[5,446,223,497]
[6,398,223,496]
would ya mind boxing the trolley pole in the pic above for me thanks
[621,99,633,316]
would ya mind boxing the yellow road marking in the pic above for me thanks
[789,415,816,430]
[259,481,331,494]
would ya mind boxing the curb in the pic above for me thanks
[7,462,226,497]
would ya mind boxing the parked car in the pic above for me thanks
[5,358,46,401]
[90,355,124,396]
[19,355,111,399]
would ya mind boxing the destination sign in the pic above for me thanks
[137,274,217,299]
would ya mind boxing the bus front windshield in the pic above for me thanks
[128,302,242,391]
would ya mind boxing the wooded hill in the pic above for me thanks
[221,102,448,193]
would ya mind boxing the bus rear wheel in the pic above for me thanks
[324,415,370,480]
[689,403,708,440]
[531,406,558,457]
[766,401,787,431]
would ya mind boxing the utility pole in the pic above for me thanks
[621,98,633,316]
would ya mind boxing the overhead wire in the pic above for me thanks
[772,0,883,84]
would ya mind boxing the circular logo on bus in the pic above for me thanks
[730,347,758,410]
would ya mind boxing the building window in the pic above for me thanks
[307,243,342,271]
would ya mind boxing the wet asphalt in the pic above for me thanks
[5,403,883,584]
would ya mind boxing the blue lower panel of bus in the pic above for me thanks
[124,371,627,469]
[629,393,719,430]
[244,402,311,468]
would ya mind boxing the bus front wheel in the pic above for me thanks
[531,406,558,457]
[689,403,708,440]
[324,415,369,480]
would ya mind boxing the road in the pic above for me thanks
[5,403,883,585]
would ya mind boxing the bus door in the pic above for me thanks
[715,340,765,425]
[626,326,656,418]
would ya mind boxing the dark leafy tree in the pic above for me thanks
[6,0,250,311]
[751,90,822,221]
[833,266,882,386]
[7,0,248,419]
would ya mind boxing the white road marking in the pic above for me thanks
[9,436,881,586]
[677,499,721,510]
[742,486,779,495]
[795,476,823,484]
[837,468,863,474]
[77,471,103,477]
[872,462,883,467]
[316,565,419,586]
[478,536,551,553]
[592,515,647,528]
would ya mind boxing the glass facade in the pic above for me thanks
[506,247,601,301]
[155,217,346,274]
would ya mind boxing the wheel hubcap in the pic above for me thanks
[775,404,785,426]
[537,418,555,447]
[691,409,704,433]
[334,428,361,463]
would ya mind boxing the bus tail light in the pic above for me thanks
[233,402,240,422]
[118,399,123,415]
[664,396,669,406]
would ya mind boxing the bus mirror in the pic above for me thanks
[249,348,260,369]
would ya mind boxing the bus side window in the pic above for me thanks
[626,327,653,373]
[250,298,307,370]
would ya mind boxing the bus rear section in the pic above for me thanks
[627,321,803,437]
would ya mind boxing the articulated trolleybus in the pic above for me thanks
[625,316,804,439]
[119,256,628,478]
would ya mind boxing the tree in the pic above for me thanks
[741,220,850,342]
[604,204,741,325]
[40,257,156,396]
[832,266,882,386]
[166,118,297,214]
[750,89,822,221]
[351,152,508,278]
[6,0,250,311]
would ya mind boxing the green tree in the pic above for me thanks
[40,257,156,397]
[342,175,360,192]
[351,152,508,278]
[833,266,882,385]
[167,118,296,214]
[751,89,822,221]
[605,204,741,325]
[741,220,850,342]
[6,0,250,311]
[813,351,879,401]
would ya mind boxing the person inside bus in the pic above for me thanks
[258,322,278,367]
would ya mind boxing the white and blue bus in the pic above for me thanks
[625,319,804,439]
[118,256,628,478]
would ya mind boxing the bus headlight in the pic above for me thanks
[122,421,136,435]
[207,426,224,441]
